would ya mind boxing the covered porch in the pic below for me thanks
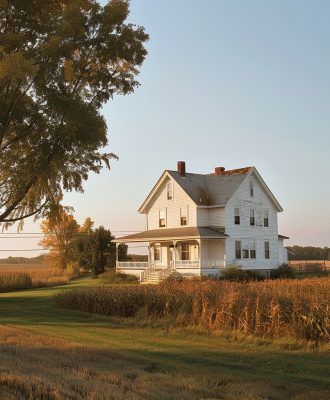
[113,227,227,281]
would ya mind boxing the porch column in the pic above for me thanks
[115,243,119,268]
[197,239,202,273]
[148,243,151,265]
[173,240,177,270]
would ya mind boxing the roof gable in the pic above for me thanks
[138,166,283,213]
[167,168,251,206]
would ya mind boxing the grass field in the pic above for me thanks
[0,278,329,399]
[0,263,70,290]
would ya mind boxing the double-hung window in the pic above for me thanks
[235,240,242,259]
[159,209,166,228]
[167,182,173,200]
[242,242,249,259]
[234,207,240,225]
[264,241,270,259]
[180,206,188,226]
[250,209,255,226]
[263,210,269,227]
[249,240,256,259]
[240,240,256,259]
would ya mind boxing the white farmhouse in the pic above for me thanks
[114,161,289,282]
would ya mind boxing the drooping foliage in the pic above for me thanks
[0,0,148,227]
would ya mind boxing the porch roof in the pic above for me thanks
[113,226,227,243]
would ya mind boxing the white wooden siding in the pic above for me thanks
[196,207,225,227]
[201,240,225,263]
[225,173,280,269]
[146,177,197,230]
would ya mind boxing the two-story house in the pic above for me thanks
[114,161,289,282]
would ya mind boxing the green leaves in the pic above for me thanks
[0,0,148,226]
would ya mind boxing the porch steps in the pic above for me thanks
[142,269,178,284]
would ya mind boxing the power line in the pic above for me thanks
[0,231,142,236]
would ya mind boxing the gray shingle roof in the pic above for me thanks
[114,226,227,243]
[167,167,252,206]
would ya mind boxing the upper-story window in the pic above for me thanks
[159,209,166,227]
[250,208,255,226]
[235,240,242,259]
[180,206,188,226]
[264,241,270,259]
[167,182,173,200]
[263,210,269,227]
[249,181,254,197]
[234,207,240,225]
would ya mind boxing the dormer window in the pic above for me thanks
[249,181,254,197]
[167,182,173,200]
[263,210,269,227]
[250,208,255,226]
[180,206,188,226]
[234,207,240,225]
[159,209,166,228]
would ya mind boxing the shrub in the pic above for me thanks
[270,264,295,279]
[98,269,139,285]
[221,266,264,281]
[0,273,33,292]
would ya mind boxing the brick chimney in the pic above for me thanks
[214,166,225,175]
[177,161,186,176]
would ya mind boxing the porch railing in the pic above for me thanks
[202,259,226,268]
[116,261,149,269]
[175,260,199,268]
[117,259,226,272]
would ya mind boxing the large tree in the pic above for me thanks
[0,0,148,227]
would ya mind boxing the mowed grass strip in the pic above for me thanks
[0,278,329,399]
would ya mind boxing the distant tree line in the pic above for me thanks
[0,255,45,264]
[287,246,330,260]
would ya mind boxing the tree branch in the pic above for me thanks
[1,200,49,223]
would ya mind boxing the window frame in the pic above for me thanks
[250,208,255,226]
[181,243,190,261]
[264,241,270,259]
[263,209,269,227]
[249,181,254,197]
[167,181,173,200]
[234,207,240,225]
[159,209,166,228]
[235,240,242,259]
[249,240,256,259]
[180,205,188,226]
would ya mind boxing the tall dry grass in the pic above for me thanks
[0,264,70,291]
[56,278,330,344]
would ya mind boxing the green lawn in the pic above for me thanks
[0,277,329,399]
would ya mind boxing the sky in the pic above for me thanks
[1,0,330,257]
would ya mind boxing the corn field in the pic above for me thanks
[55,278,330,344]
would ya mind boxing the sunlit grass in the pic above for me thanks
[0,277,329,399]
